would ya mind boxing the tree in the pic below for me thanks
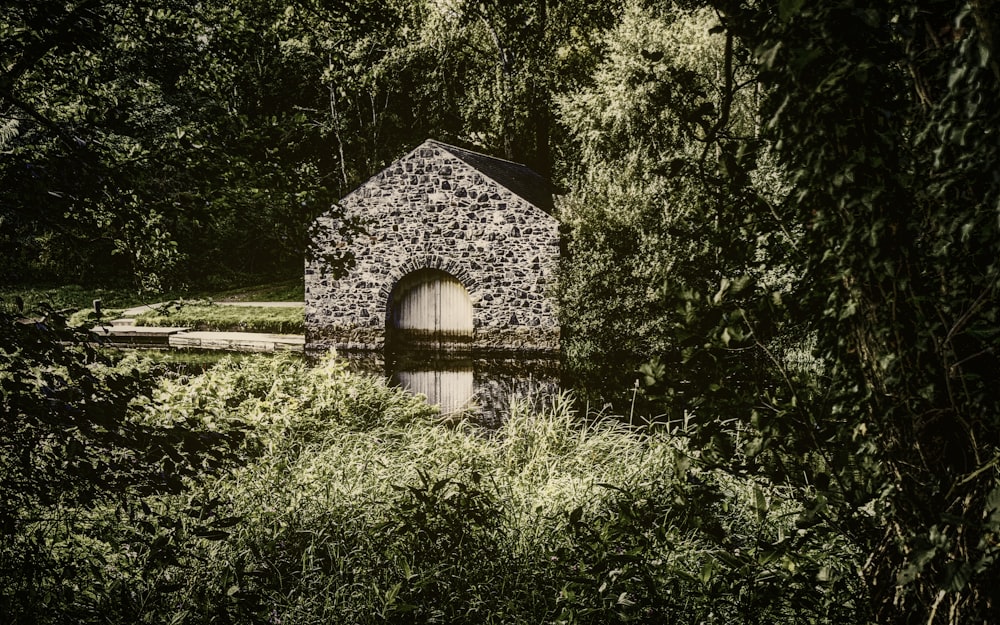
[556,1,776,411]
[609,0,1000,621]
[558,0,1000,621]
[0,0,368,290]
[720,1,1000,620]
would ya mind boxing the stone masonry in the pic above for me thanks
[306,139,560,353]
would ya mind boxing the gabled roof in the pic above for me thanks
[424,139,557,213]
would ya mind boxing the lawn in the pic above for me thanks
[4,278,306,331]
[132,302,304,334]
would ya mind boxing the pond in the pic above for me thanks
[339,348,562,427]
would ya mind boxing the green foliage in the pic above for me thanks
[557,0,1000,622]
[1,0,358,289]
[125,353,857,623]
[0,0,613,289]
[556,1,774,410]
[5,1,998,621]
[0,323,862,623]
[550,0,1000,622]
[708,1,1000,621]
[0,306,247,622]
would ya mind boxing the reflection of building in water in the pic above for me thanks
[391,359,475,416]
[470,361,561,427]
[345,351,560,427]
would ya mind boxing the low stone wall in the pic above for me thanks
[305,324,561,355]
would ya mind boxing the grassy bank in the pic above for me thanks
[205,278,303,302]
[133,302,304,334]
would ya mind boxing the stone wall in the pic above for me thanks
[306,140,560,353]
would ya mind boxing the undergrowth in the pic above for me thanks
[2,342,860,624]
[125,353,858,624]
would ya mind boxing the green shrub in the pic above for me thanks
[0,310,249,623]
[2,341,864,623]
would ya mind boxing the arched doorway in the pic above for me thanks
[387,268,473,348]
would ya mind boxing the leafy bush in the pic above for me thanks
[0,307,248,622]
[138,353,859,624]
[0,328,867,623]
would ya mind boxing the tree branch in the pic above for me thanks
[0,87,93,159]
[0,0,105,89]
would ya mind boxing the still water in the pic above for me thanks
[132,347,568,425]
[342,349,562,426]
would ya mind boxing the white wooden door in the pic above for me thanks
[389,269,473,341]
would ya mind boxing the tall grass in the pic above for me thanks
[129,353,857,624]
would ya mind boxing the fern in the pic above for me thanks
[0,116,20,150]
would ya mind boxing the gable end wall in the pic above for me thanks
[306,142,560,353]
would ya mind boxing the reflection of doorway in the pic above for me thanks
[391,359,475,416]
[387,269,473,348]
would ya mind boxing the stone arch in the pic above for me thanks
[379,254,481,302]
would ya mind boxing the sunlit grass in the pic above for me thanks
[130,353,825,624]
[4,349,855,623]
[207,277,304,302]
[133,302,304,334]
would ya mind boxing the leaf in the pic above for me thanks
[758,42,783,69]
[753,484,768,522]
[779,0,806,21]
[700,559,714,583]
[194,529,231,541]
[168,610,189,625]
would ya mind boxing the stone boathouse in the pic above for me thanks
[305,139,560,353]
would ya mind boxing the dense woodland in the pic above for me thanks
[3,0,1000,623]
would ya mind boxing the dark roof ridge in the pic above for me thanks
[424,139,528,168]
[422,138,557,213]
